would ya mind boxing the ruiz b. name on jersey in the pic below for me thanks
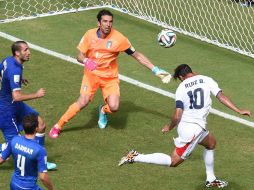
[185,79,204,88]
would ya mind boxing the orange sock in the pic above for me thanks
[57,102,81,129]
[102,104,112,114]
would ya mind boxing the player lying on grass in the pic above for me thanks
[119,64,251,188]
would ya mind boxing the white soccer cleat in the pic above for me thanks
[205,178,228,188]
[118,150,139,166]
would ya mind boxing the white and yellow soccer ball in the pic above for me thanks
[157,29,177,48]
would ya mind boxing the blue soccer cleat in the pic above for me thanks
[47,162,57,170]
[98,105,108,129]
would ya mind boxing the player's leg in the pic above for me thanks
[16,102,46,146]
[98,77,120,129]
[200,132,228,188]
[0,116,19,154]
[49,73,99,138]
[118,149,173,166]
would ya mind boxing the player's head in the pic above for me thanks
[97,9,113,36]
[173,64,193,81]
[22,114,39,135]
[11,41,30,63]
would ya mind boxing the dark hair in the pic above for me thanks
[11,41,27,56]
[173,64,193,80]
[22,114,38,134]
[97,9,113,22]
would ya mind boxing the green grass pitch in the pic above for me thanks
[0,9,254,190]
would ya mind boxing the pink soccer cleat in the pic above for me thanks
[49,125,61,139]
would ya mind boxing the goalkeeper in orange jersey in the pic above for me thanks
[49,9,171,138]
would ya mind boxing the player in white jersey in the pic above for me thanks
[118,64,251,188]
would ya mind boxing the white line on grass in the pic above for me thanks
[0,31,253,128]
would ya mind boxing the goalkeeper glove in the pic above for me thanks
[152,66,172,83]
[83,58,97,71]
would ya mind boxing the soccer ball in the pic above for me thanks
[157,29,177,48]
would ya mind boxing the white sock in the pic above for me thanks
[203,149,216,182]
[134,153,171,166]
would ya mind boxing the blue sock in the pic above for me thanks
[35,133,45,146]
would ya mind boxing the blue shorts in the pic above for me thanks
[10,181,42,190]
[0,102,39,142]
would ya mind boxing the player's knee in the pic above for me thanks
[207,140,216,150]
[77,96,90,108]
[170,160,181,167]
[109,104,119,112]
[37,117,46,133]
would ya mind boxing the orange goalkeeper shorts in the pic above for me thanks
[80,70,120,101]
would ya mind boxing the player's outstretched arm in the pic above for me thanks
[217,91,251,116]
[39,172,54,190]
[131,51,172,83]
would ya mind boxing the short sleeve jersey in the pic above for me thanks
[175,75,221,128]
[0,56,23,111]
[1,136,47,189]
[77,28,132,78]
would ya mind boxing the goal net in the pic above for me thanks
[0,0,253,58]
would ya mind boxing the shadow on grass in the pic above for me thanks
[61,100,168,132]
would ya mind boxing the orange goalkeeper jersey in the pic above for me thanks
[77,28,132,78]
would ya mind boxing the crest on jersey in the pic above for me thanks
[83,85,88,92]
[14,75,20,83]
[106,40,112,49]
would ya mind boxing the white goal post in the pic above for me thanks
[0,0,253,58]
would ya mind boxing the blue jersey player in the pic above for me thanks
[0,114,55,190]
[0,41,56,170]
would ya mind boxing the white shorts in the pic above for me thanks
[174,122,209,159]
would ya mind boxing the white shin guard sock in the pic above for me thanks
[134,153,171,166]
[203,149,216,182]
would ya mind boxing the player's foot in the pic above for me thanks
[205,178,228,188]
[118,150,139,166]
[98,105,108,129]
[49,125,61,139]
[47,162,57,170]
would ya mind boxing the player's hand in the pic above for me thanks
[36,88,46,98]
[162,124,171,133]
[152,66,172,83]
[239,109,251,117]
[83,58,97,71]
[21,79,29,86]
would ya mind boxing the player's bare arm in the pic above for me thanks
[162,108,183,133]
[77,51,86,64]
[216,91,251,116]
[12,88,45,102]
[0,156,5,164]
[39,172,54,190]
[131,51,154,69]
